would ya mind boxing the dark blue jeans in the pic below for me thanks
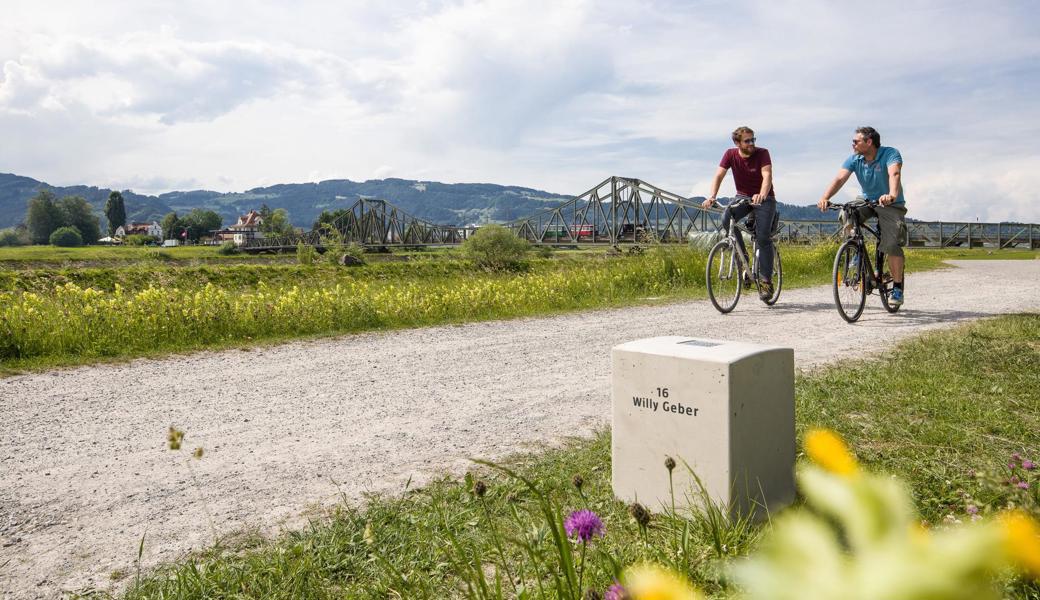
[721,198,776,282]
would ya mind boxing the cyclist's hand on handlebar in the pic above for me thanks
[878,194,895,206]
[701,196,716,208]
[817,197,830,211]
[751,193,764,205]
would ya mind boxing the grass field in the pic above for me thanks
[100,314,1040,599]
[0,244,254,265]
[0,242,1035,267]
[0,243,966,375]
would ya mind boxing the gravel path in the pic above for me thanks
[2,259,1038,599]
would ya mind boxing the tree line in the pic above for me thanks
[23,190,104,246]
[0,189,300,247]
[0,190,227,247]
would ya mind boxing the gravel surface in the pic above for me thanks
[2,259,1038,599]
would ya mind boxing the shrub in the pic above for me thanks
[49,226,83,247]
[320,235,365,266]
[217,241,240,256]
[123,234,155,246]
[340,242,366,265]
[144,249,174,261]
[0,228,28,247]
[297,242,316,265]
[460,224,530,270]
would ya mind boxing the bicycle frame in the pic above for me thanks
[716,197,761,284]
[835,201,887,293]
[706,195,783,313]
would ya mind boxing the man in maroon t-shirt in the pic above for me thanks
[701,126,778,301]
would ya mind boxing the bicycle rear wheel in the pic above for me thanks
[833,240,866,322]
[707,240,742,313]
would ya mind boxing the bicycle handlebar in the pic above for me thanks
[826,198,879,210]
[715,194,754,208]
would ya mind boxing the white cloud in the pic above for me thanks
[1,34,372,124]
[0,60,51,111]
[1,0,1039,223]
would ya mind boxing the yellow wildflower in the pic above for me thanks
[624,564,701,600]
[804,428,859,477]
[999,510,1040,578]
[167,426,184,451]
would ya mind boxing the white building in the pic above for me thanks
[114,221,163,240]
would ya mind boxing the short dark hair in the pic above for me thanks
[732,126,754,143]
[856,126,880,148]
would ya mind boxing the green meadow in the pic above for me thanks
[0,243,967,375]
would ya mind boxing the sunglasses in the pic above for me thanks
[852,139,865,145]
[740,137,756,144]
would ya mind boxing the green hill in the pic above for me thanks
[0,173,835,231]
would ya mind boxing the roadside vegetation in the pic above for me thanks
[0,243,959,374]
[94,314,1040,599]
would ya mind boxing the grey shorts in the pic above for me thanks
[855,204,907,258]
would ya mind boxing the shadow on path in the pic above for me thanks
[832,307,995,327]
[760,301,839,313]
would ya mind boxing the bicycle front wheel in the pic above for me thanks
[833,240,866,322]
[707,240,742,314]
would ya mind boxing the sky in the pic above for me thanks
[2,0,1039,222]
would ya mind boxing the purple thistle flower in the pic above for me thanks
[1012,453,1022,463]
[966,504,979,515]
[565,509,605,543]
[1018,481,1030,490]
[1023,460,1035,471]
[605,581,628,600]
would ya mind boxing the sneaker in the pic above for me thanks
[889,287,904,306]
[759,281,774,302]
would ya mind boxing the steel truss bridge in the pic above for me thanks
[241,176,1040,252]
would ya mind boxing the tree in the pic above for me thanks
[160,212,181,240]
[183,209,222,241]
[57,196,101,244]
[26,190,62,244]
[261,207,294,236]
[0,228,28,246]
[104,191,127,236]
[313,209,350,233]
[258,204,292,236]
[49,226,83,247]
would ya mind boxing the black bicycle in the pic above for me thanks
[705,196,782,313]
[827,199,902,323]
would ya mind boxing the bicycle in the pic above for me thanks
[827,198,903,323]
[705,195,783,313]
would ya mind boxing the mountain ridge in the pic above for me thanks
[0,172,836,231]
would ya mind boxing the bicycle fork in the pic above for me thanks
[846,244,886,295]
[716,242,751,286]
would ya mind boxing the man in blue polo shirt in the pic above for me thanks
[816,126,907,306]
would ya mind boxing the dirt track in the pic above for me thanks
[2,259,1038,599]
